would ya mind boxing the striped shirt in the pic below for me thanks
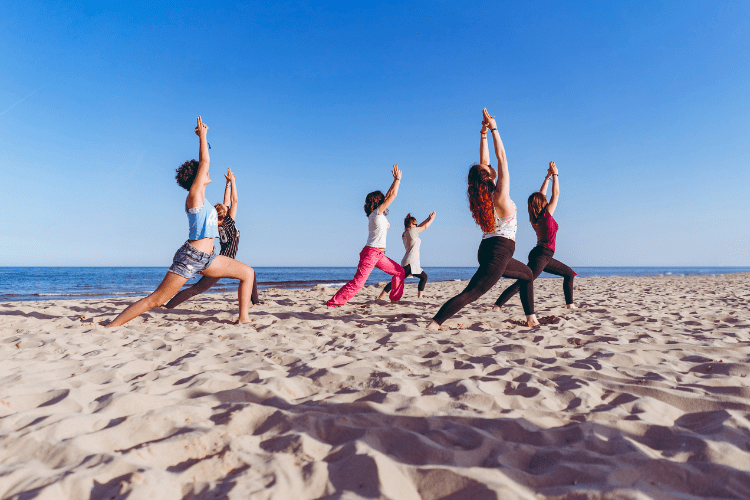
[218,215,240,259]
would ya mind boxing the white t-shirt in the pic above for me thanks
[400,227,422,274]
[365,207,389,248]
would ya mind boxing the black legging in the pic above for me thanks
[165,274,260,309]
[495,245,575,307]
[432,236,533,325]
[383,264,428,293]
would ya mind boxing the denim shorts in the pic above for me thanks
[168,241,217,279]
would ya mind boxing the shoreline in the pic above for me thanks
[1,273,750,499]
[2,268,750,304]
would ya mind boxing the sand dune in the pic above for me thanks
[1,274,749,499]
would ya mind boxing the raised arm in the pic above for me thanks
[540,166,551,197]
[186,116,210,208]
[223,168,232,206]
[480,119,490,166]
[483,108,512,216]
[227,168,238,220]
[546,161,560,216]
[416,211,436,233]
[378,165,401,214]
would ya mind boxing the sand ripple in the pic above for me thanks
[1,274,750,499]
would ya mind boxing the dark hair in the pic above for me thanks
[404,213,417,229]
[467,164,496,233]
[176,159,200,191]
[364,190,385,216]
[528,192,549,226]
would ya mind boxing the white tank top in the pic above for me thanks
[366,207,389,248]
[482,201,517,241]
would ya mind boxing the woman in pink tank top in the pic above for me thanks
[494,161,577,310]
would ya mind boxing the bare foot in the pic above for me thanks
[417,292,424,298]
[492,305,501,311]
[379,292,387,299]
[238,317,253,325]
[426,320,440,330]
[526,314,540,327]
[390,299,400,304]
[566,304,578,309]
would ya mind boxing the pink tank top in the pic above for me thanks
[532,210,558,251]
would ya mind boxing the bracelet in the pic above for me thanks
[490,128,498,132]
[226,184,231,187]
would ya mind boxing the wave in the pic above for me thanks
[259,281,348,289]
[35,291,152,297]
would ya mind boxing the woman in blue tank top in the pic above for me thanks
[107,116,256,327]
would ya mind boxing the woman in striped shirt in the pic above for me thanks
[164,167,261,308]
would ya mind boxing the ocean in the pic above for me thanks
[0,266,748,303]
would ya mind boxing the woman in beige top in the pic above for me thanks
[379,211,435,299]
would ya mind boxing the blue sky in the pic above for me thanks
[2,0,748,267]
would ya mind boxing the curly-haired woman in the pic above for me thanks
[164,167,262,309]
[494,161,577,310]
[326,165,406,307]
[427,109,539,330]
[106,117,256,327]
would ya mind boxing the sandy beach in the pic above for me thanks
[1,273,749,500]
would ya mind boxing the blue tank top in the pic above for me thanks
[186,200,219,240]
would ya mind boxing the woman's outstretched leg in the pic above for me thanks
[494,247,551,309]
[429,260,503,328]
[201,255,255,323]
[428,237,512,329]
[165,276,220,309]
[542,257,576,307]
[375,255,405,302]
[107,271,187,327]
[327,247,381,307]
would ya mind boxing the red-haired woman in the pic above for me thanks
[106,117,256,327]
[427,109,539,330]
[326,165,406,306]
[494,161,577,310]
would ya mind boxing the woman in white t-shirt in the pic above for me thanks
[379,211,435,299]
[327,165,406,306]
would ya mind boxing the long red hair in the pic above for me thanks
[467,165,496,233]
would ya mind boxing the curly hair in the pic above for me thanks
[467,164,496,233]
[528,192,548,226]
[364,191,385,217]
[403,213,417,229]
[175,159,200,191]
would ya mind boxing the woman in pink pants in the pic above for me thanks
[327,165,406,307]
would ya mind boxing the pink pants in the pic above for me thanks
[327,246,405,307]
